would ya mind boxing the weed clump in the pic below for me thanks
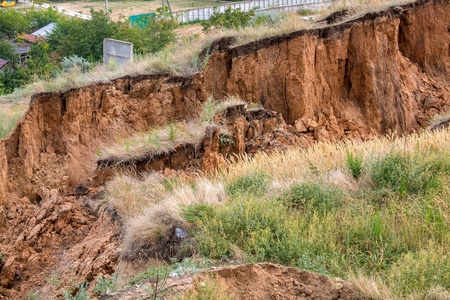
[281,182,347,213]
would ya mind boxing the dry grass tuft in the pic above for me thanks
[348,273,393,300]
[120,178,225,258]
[0,108,25,140]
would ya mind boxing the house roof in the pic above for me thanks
[11,43,31,55]
[31,22,56,37]
[19,34,47,43]
[0,59,9,69]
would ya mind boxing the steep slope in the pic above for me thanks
[0,0,449,297]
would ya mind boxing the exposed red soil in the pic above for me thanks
[0,0,449,297]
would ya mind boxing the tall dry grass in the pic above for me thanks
[222,129,450,184]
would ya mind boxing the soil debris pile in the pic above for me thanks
[0,190,120,299]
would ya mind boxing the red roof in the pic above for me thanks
[0,59,9,69]
[19,35,47,43]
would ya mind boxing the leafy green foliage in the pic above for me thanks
[63,282,90,300]
[371,152,440,194]
[27,6,62,29]
[197,197,303,263]
[225,172,269,198]
[201,7,256,31]
[199,97,218,123]
[346,152,363,179]
[26,41,59,80]
[0,41,18,64]
[0,9,30,38]
[49,10,117,62]
[122,7,178,55]
[168,119,176,141]
[182,203,215,224]
[49,8,178,63]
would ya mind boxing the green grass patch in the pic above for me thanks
[281,182,347,214]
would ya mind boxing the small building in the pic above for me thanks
[11,43,31,66]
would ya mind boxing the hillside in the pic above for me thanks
[0,0,449,298]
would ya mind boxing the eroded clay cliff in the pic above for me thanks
[0,0,449,297]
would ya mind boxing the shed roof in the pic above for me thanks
[31,22,56,37]
[11,43,31,55]
[20,34,47,43]
[0,59,10,69]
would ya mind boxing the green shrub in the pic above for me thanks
[63,282,90,300]
[225,172,269,198]
[0,9,30,38]
[197,197,302,264]
[201,7,255,31]
[346,152,363,179]
[26,6,62,29]
[371,152,440,194]
[281,182,346,213]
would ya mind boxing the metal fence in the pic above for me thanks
[172,0,331,23]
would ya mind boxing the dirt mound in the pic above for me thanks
[203,263,355,300]
[106,263,356,299]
